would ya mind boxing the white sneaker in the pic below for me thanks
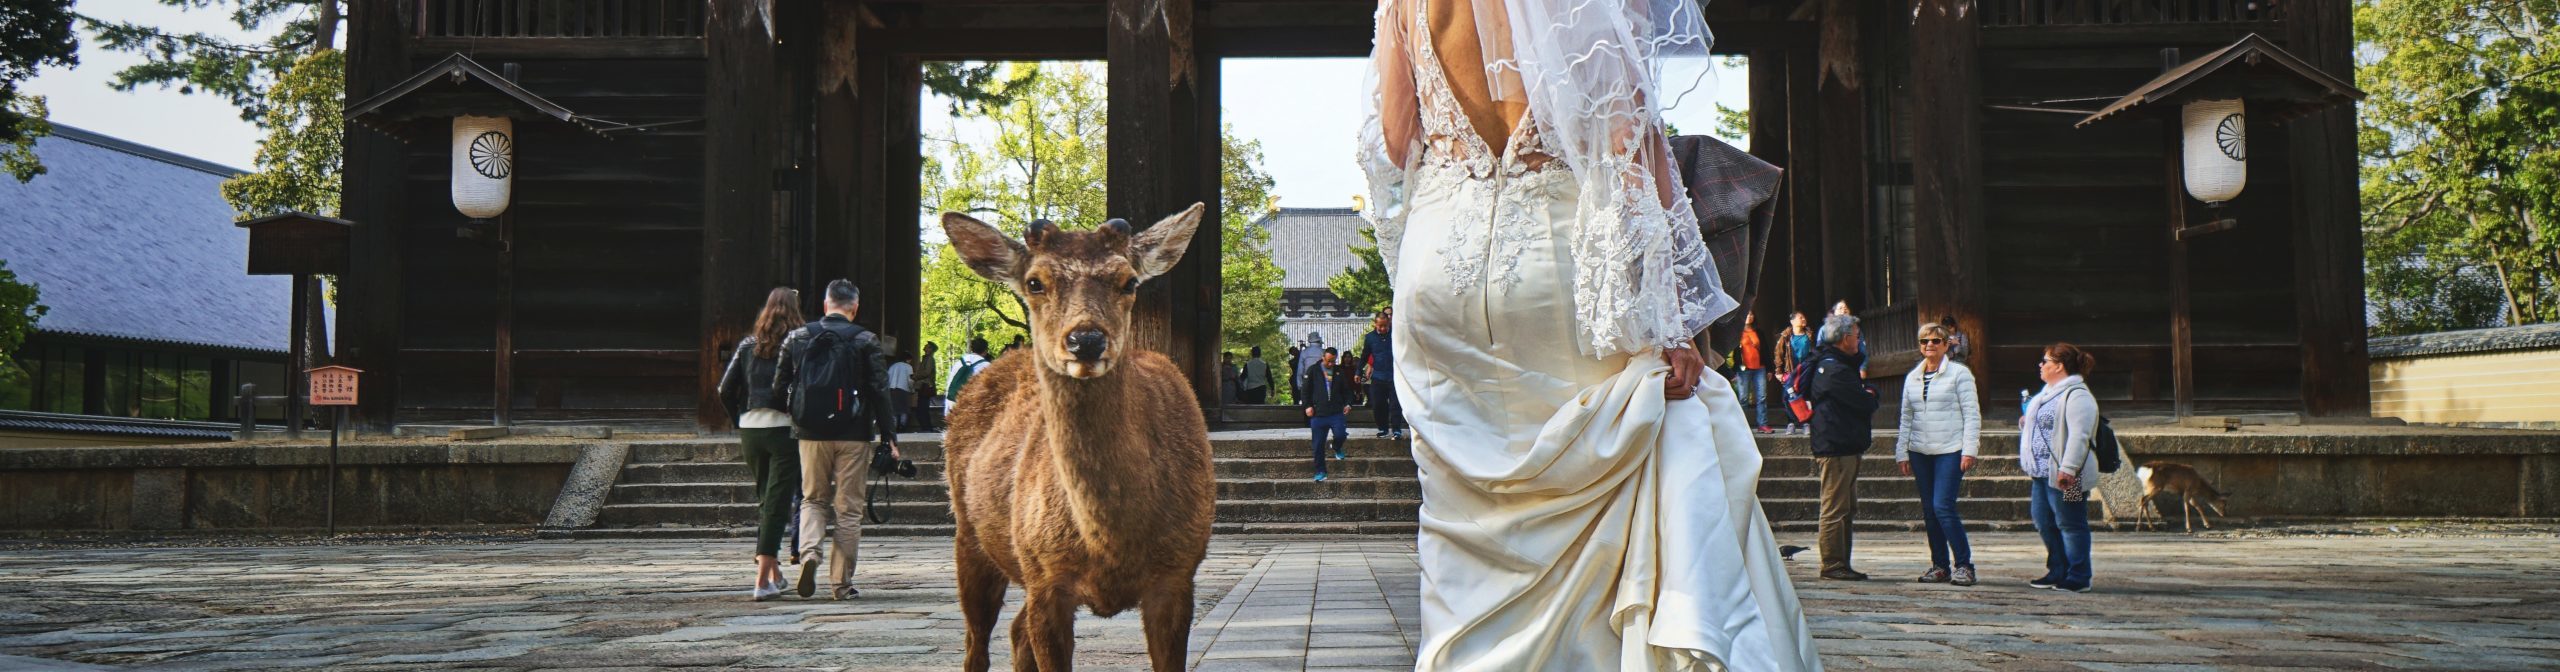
[752,581,782,602]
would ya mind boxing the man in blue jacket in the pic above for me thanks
[1806,313,1879,581]
[1358,308,1404,440]
[1302,348,1349,482]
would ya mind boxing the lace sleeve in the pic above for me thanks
[1359,0,1422,282]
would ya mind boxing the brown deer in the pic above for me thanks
[938,205,1217,672]
[2136,461,2230,532]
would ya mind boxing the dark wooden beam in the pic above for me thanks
[494,214,515,426]
[1747,49,1804,316]
[2282,2,2368,417]
[1907,0,1986,402]
[1979,22,2278,49]
[2166,118,2195,417]
[701,0,784,431]
[1108,0,1217,406]
[342,0,411,432]
[1801,48,1864,313]
[411,37,704,59]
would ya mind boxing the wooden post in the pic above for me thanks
[493,214,514,427]
[2166,117,2195,418]
[2161,49,2196,418]
[343,0,410,432]
[289,273,309,439]
[2283,0,2369,417]
[1907,0,1985,409]
[1107,0,1214,405]
[702,0,785,430]
[1747,49,1802,314]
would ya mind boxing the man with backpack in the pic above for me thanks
[944,337,991,408]
[771,279,899,600]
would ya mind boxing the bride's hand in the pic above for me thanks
[1665,348,1705,400]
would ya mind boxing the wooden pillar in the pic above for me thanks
[702,0,785,430]
[289,273,310,438]
[2166,120,2195,417]
[1907,0,1985,400]
[493,216,513,426]
[1748,49,1805,316]
[1803,49,1864,313]
[1107,0,1215,405]
[2284,1,2369,417]
[816,3,862,329]
[341,0,410,433]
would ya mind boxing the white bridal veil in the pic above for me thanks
[1360,0,1736,357]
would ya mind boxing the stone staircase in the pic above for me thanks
[548,433,2052,539]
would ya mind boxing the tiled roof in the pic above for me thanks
[0,124,292,355]
[0,410,238,441]
[1258,207,1369,291]
[2368,322,2560,360]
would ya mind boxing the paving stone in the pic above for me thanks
[0,533,2552,670]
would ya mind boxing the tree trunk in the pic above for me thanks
[317,0,340,51]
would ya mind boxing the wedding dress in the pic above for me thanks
[1357,0,1822,669]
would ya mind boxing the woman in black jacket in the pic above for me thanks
[718,287,805,600]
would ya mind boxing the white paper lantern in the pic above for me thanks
[451,115,515,219]
[2181,98,2246,204]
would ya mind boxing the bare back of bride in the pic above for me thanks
[1357,0,1823,669]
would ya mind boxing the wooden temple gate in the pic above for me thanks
[336,0,2364,432]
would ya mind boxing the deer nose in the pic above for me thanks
[1067,329,1108,362]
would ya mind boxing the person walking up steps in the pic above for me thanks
[772,279,899,600]
[717,287,804,601]
[1303,347,1349,481]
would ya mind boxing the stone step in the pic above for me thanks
[610,470,2033,506]
[539,521,1440,540]
[592,495,2040,530]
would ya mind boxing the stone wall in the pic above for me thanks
[0,442,586,533]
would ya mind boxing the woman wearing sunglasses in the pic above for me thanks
[1896,323,1980,586]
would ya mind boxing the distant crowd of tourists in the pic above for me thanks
[1736,302,2104,593]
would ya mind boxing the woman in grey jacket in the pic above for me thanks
[2021,342,2101,593]
[1896,323,1979,586]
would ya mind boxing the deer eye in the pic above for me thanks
[1026,278,1046,294]
[1121,278,1139,294]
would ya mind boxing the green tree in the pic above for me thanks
[1326,226,1393,313]
[221,48,341,217]
[2,0,79,182]
[1219,130,1287,361]
[919,63,1109,355]
[79,0,338,125]
[919,62,1291,367]
[0,260,44,381]
[2357,0,2560,332]
[1712,102,1750,143]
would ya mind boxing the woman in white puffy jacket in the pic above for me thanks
[1897,322,1980,586]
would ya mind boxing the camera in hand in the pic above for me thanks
[871,442,917,478]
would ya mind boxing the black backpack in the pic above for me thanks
[791,323,874,435]
[2065,389,2125,473]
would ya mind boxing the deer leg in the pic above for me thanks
[2181,497,2195,533]
[1009,608,1036,672]
[956,541,1008,672]
[1140,575,1196,672]
[1021,585,1077,672]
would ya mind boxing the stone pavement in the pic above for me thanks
[0,531,2555,671]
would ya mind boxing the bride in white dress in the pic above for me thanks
[1357,0,1822,669]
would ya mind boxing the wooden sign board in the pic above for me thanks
[308,365,363,406]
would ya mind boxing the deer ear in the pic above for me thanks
[1129,202,1205,282]
[943,212,1029,288]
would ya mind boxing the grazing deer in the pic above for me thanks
[2136,461,2230,532]
[938,205,1217,672]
